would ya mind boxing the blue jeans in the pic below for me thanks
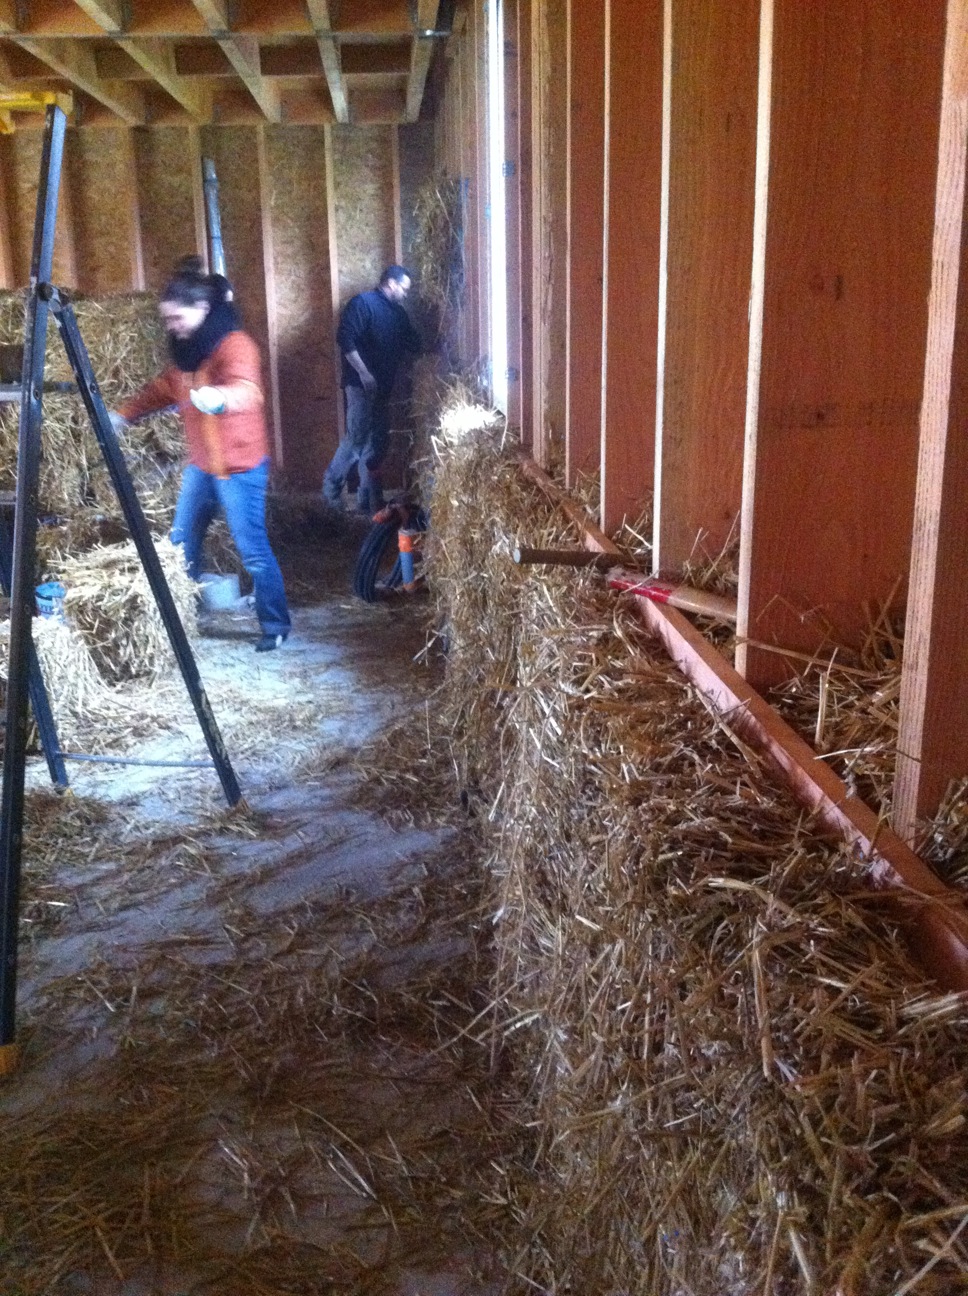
[171,459,291,637]
[323,386,390,515]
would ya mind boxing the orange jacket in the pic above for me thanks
[118,331,269,476]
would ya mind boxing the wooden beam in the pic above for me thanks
[391,124,402,261]
[600,0,663,536]
[305,0,349,122]
[186,0,281,120]
[123,127,145,289]
[119,38,212,119]
[652,0,758,574]
[12,37,145,123]
[564,0,606,489]
[189,125,208,266]
[895,0,968,839]
[405,1,439,122]
[736,0,945,690]
[72,0,126,31]
[518,453,968,995]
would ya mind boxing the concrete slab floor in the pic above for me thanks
[0,512,508,1296]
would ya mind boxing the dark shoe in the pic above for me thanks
[255,632,289,653]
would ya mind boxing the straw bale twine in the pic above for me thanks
[55,536,198,684]
[417,405,968,1295]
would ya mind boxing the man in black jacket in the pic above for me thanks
[323,265,422,515]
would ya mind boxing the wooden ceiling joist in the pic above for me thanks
[305,1,349,124]
[187,0,280,121]
[0,0,442,125]
[405,0,438,122]
[12,37,144,123]
[118,37,211,120]
[72,0,125,33]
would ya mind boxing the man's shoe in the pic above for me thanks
[255,632,289,653]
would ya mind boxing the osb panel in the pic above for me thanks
[68,129,138,295]
[1,130,77,288]
[331,124,396,306]
[265,124,336,488]
[198,125,272,426]
[134,127,202,292]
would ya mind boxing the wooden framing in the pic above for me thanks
[514,0,533,450]
[894,0,968,839]
[256,123,283,467]
[503,0,523,433]
[737,0,946,691]
[599,0,663,536]
[323,122,345,448]
[652,0,758,574]
[304,0,349,123]
[563,0,605,489]
[519,453,968,994]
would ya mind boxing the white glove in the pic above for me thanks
[107,410,128,436]
[190,385,226,415]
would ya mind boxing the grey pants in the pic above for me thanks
[322,386,390,514]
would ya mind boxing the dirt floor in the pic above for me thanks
[0,507,509,1296]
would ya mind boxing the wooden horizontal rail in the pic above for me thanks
[516,454,968,992]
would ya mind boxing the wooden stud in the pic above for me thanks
[737,0,946,691]
[651,0,758,572]
[503,0,523,434]
[0,139,14,289]
[895,0,968,839]
[564,0,605,489]
[256,124,284,468]
[323,122,345,447]
[188,125,207,266]
[124,127,145,289]
[600,0,663,536]
[391,123,403,261]
[515,0,533,451]
[531,0,567,470]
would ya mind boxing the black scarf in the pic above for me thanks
[167,299,241,372]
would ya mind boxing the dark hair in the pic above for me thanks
[161,255,232,308]
[379,264,411,286]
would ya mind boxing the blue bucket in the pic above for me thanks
[35,581,65,620]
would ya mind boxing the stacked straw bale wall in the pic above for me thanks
[425,416,968,1294]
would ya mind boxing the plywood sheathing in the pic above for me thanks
[0,127,77,286]
[737,0,946,688]
[330,123,397,306]
[264,124,337,488]
[67,127,143,294]
[653,0,758,573]
[133,126,206,293]
[198,124,276,453]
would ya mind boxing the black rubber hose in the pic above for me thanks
[352,519,402,602]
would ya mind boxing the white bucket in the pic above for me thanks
[198,572,240,611]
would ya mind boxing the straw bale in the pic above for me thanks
[55,536,198,684]
[407,400,968,1295]
[0,290,185,535]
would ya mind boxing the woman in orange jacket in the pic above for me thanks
[112,257,291,652]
